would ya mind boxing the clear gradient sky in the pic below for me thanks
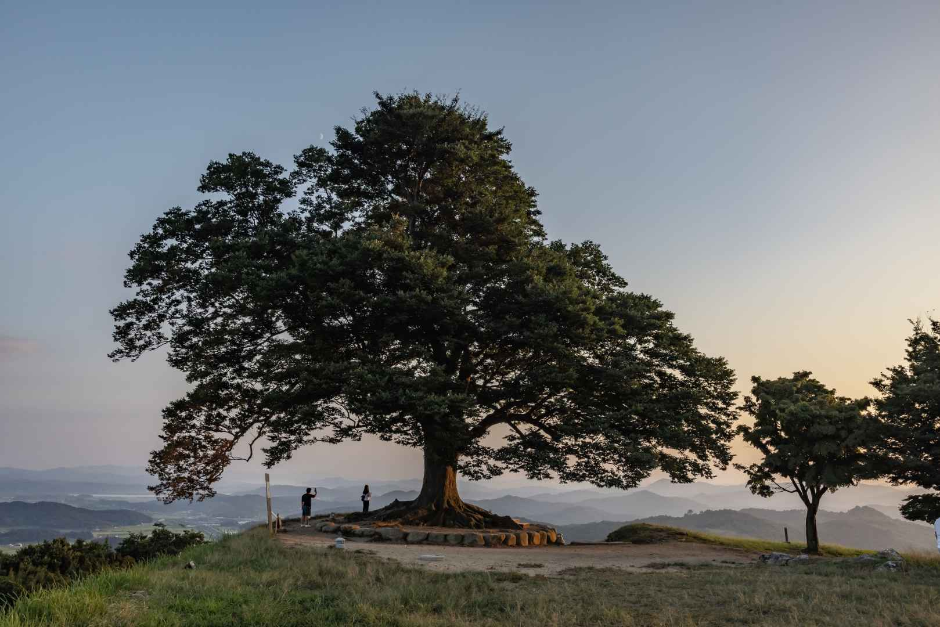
[2,1,939,483]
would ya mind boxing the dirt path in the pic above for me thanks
[276,523,757,575]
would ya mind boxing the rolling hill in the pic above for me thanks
[0,501,152,530]
[468,490,702,525]
[557,506,935,551]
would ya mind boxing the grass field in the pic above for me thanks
[3,527,940,626]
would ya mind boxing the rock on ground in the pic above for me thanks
[406,531,429,543]
[759,552,805,566]
[376,527,405,542]
[877,549,903,561]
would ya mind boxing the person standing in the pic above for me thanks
[361,484,371,514]
[301,487,317,527]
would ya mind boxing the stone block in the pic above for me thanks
[463,533,484,547]
[376,527,405,541]
[406,531,429,543]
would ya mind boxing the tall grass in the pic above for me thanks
[3,528,940,626]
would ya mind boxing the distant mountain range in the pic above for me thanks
[0,501,152,530]
[466,491,702,525]
[1,466,930,552]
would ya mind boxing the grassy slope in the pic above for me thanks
[605,523,872,557]
[3,527,940,626]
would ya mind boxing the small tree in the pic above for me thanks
[736,372,880,554]
[871,319,940,522]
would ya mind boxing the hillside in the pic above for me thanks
[556,506,935,551]
[0,502,152,530]
[634,507,932,551]
[468,490,701,525]
[4,527,940,626]
[741,506,934,551]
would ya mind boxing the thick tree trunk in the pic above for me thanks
[351,446,521,529]
[805,504,820,555]
[414,448,462,510]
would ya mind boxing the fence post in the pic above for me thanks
[265,473,274,537]
[784,527,789,543]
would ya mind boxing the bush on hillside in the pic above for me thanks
[0,577,26,610]
[0,525,204,607]
[0,538,131,594]
[606,523,694,544]
[116,524,205,562]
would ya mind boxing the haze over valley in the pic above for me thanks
[2,465,931,553]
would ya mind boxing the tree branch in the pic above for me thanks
[471,396,558,440]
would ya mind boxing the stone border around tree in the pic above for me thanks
[306,516,565,547]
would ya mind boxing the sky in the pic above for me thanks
[2,1,939,485]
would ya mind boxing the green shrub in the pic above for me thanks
[0,538,127,593]
[115,523,205,562]
[0,525,204,611]
[0,578,26,610]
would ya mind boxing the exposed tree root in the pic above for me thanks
[345,499,522,530]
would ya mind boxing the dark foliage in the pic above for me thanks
[111,91,738,527]
[898,494,940,522]
[0,578,26,610]
[0,538,130,595]
[735,372,882,553]
[0,525,204,608]
[871,319,940,522]
[115,523,205,562]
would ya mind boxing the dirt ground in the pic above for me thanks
[275,523,758,575]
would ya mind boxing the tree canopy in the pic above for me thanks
[871,319,940,522]
[111,92,739,527]
[736,372,880,553]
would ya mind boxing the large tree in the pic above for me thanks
[871,319,940,522]
[736,372,880,554]
[110,92,739,528]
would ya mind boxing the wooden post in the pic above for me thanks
[784,527,789,543]
[265,473,274,537]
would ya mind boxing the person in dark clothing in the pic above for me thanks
[301,487,317,527]
[361,484,371,514]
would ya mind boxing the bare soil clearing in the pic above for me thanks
[276,523,757,575]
